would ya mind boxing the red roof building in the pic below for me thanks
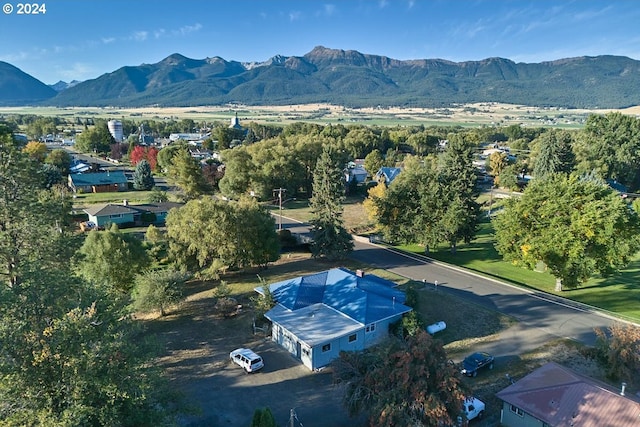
[496,362,640,427]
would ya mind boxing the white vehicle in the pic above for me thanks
[230,348,264,373]
[463,397,485,422]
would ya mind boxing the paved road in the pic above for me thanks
[276,214,619,352]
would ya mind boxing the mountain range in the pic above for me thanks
[2,46,640,109]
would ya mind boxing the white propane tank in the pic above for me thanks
[426,321,446,335]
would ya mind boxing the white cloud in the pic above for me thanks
[132,31,148,41]
[56,62,96,81]
[320,4,336,17]
[175,23,202,35]
[289,11,302,21]
[101,37,116,44]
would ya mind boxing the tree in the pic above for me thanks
[438,135,481,252]
[167,146,208,199]
[0,131,76,288]
[531,129,576,178]
[45,148,72,175]
[493,174,640,291]
[595,323,640,385]
[132,269,190,316]
[75,224,150,294]
[41,163,63,188]
[308,146,354,260]
[364,149,384,178]
[332,331,468,427]
[22,140,48,162]
[574,113,640,191]
[251,407,276,427]
[133,159,155,190]
[148,186,169,203]
[488,151,508,177]
[0,125,185,425]
[74,121,114,154]
[362,182,386,222]
[130,145,159,170]
[166,197,279,277]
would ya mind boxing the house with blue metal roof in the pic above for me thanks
[374,167,402,185]
[68,170,128,193]
[256,267,412,371]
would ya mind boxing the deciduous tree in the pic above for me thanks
[22,140,48,162]
[493,174,640,291]
[332,331,468,427]
[75,224,150,294]
[132,269,190,316]
[595,323,640,385]
[45,148,72,175]
[166,197,279,277]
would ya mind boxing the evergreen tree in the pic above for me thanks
[532,129,576,178]
[308,146,354,260]
[133,159,155,190]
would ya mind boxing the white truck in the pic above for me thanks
[462,397,485,424]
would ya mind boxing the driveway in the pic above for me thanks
[176,335,365,427]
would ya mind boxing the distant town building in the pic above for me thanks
[169,133,208,143]
[229,112,243,130]
[107,120,124,143]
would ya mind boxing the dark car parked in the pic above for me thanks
[460,352,494,377]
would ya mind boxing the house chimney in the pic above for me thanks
[356,269,365,277]
[123,199,128,206]
[621,382,627,396]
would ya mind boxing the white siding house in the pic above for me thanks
[256,268,412,371]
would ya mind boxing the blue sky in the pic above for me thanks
[1,0,639,84]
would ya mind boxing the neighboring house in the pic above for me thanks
[84,201,182,228]
[68,171,128,193]
[345,164,368,184]
[256,268,412,371]
[374,167,402,186]
[496,362,640,427]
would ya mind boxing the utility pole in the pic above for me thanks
[273,188,286,230]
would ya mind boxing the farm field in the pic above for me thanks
[3,102,640,128]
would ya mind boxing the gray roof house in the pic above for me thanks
[496,362,640,427]
[256,268,412,371]
[84,201,182,228]
[68,171,128,193]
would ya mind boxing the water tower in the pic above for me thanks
[107,120,124,143]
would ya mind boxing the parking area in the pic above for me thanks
[172,334,365,427]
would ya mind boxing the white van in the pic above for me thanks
[230,348,264,373]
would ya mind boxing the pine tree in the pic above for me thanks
[133,159,155,190]
[309,146,354,260]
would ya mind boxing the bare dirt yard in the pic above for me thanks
[141,253,607,427]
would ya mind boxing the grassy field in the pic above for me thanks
[398,220,640,322]
[277,196,640,322]
[2,102,628,128]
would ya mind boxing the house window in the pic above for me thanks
[510,405,524,417]
[365,323,376,333]
[322,343,331,352]
[302,347,310,356]
[109,214,122,219]
[542,423,550,427]
[348,334,357,343]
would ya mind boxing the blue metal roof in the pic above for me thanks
[259,268,411,325]
[375,167,402,184]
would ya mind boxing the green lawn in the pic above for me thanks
[398,220,640,322]
[73,190,155,205]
